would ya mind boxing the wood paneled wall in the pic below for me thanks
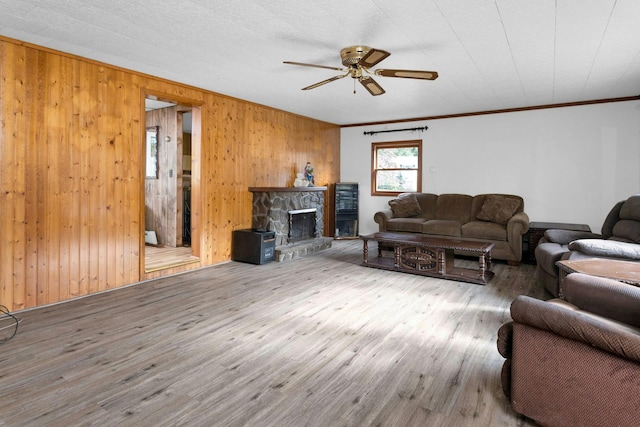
[0,37,340,311]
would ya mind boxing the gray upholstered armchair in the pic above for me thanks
[497,273,640,427]
[535,194,640,296]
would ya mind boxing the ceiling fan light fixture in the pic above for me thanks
[340,45,370,65]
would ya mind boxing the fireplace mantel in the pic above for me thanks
[249,186,327,192]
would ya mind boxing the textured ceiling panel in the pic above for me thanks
[0,0,638,125]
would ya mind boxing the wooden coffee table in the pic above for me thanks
[556,258,640,297]
[360,232,494,285]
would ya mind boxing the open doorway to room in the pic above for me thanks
[144,96,201,272]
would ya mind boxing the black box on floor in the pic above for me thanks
[232,229,276,264]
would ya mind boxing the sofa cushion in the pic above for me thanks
[422,219,462,237]
[601,200,625,238]
[414,193,438,219]
[612,220,640,243]
[619,195,640,221]
[568,239,640,260]
[388,193,421,218]
[563,273,640,329]
[476,195,520,224]
[386,218,426,233]
[461,221,507,241]
[565,251,600,262]
[435,194,473,222]
[535,242,569,276]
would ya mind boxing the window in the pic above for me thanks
[371,140,422,196]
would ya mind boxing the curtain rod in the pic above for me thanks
[363,126,428,136]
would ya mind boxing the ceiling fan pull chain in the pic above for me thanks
[353,78,356,94]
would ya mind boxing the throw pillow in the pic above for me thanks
[568,239,640,260]
[476,195,520,225]
[389,194,421,218]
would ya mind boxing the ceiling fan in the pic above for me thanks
[284,45,438,96]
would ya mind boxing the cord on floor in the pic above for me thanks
[0,304,21,344]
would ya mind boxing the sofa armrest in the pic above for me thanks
[503,212,529,262]
[506,211,529,235]
[497,321,514,358]
[562,272,640,328]
[568,239,640,261]
[543,229,602,245]
[510,295,640,363]
[373,209,394,232]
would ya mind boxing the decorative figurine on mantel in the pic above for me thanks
[293,172,307,188]
[305,162,315,186]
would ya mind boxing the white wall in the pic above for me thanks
[340,100,640,235]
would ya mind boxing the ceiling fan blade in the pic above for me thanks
[359,76,385,96]
[283,61,345,72]
[358,48,391,69]
[375,69,439,80]
[302,73,348,90]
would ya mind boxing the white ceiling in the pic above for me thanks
[1,0,639,125]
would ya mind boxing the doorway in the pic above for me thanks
[143,96,201,272]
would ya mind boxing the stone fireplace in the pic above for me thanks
[249,187,332,262]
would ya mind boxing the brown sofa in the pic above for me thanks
[374,193,529,264]
[497,272,640,427]
[535,194,640,296]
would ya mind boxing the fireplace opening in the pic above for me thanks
[288,208,317,243]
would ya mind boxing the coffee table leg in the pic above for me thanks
[438,250,446,274]
[478,251,492,276]
[558,267,568,299]
[362,239,369,264]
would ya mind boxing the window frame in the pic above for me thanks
[371,139,423,196]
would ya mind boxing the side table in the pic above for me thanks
[525,221,591,264]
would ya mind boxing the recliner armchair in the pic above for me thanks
[535,194,640,296]
[497,273,640,427]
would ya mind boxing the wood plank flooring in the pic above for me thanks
[0,240,544,426]
[144,245,199,272]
